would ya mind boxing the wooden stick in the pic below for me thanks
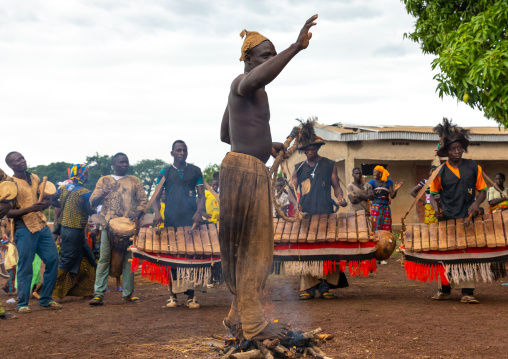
[273,345,293,358]
[254,341,274,359]
[231,350,264,359]
[305,347,326,359]
[38,176,48,202]
[262,339,280,349]
[10,219,14,242]
[144,176,166,213]
[311,345,332,359]
[463,212,474,227]
[203,181,219,205]
[223,346,239,359]
[187,222,197,235]
[302,327,323,339]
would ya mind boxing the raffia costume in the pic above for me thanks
[430,118,487,297]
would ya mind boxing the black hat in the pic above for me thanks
[297,117,326,151]
[434,117,470,157]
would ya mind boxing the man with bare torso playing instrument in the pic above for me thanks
[219,15,318,341]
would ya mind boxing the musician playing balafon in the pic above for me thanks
[430,118,487,304]
[219,15,318,340]
[153,140,205,309]
[291,121,348,300]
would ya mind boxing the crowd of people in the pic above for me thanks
[1,124,506,320]
[1,17,507,352]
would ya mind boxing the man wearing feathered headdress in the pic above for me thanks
[219,15,318,340]
[291,118,348,300]
[429,118,487,304]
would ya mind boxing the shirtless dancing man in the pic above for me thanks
[219,15,318,340]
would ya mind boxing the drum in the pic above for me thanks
[402,212,508,285]
[38,181,56,198]
[108,217,136,278]
[0,181,17,202]
[109,217,136,238]
[374,230,396,260]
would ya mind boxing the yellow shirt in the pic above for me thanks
[90,175,148,223]
[12,173,47,233]
[4,243,18,270]
[159,202,165,229]
[205,190,220,224]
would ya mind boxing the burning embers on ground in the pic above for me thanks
[207,324,335,359]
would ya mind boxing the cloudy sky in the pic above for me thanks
[0,0,495,171]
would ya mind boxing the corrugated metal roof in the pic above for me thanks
[316,123,508,142]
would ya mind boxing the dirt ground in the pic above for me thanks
[2,257,508,359]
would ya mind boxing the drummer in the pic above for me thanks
[5,152,62,313]
[291,123,348,300]
[0,178,16,319]
[430,118,487,304]
[88,153,147,306]
[153,140,205,309]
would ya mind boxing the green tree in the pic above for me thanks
[85,153,112,191]
[130,159,169,199]
[402,0,508,125]
[202,163,220,185]
[28,162,72,185]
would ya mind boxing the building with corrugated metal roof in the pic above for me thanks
[286,123,508,228]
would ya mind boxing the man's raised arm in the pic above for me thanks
[236,15,317,97]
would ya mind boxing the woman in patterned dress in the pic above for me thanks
[368,166,403,232]
[52,164,96,299]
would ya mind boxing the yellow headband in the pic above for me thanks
[374,166,389,182]
[239,29,269,61]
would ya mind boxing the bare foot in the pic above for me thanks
[251,322,290,341]
[223,318,243,337]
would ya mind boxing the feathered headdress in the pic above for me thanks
[297,117,326,151]
[433,117,470,157]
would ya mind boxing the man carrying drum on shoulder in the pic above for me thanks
[153,140,205,309]
[89,153,147,306]
[5,152,61,313]
[429,118,487,304]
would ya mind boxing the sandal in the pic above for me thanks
[321,292,335,299]
[16,306,31,314]
[117,287,123,292]
[432,291,451,300]
[187,298,200,309]
[166,297,177,308]
[299,292,313,300]
[43,301,62,310]
[123,296,140,303]
[89,296,104,306]
[461,295,479,304]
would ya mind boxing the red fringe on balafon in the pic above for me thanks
[404,261,449,285]
[322,259,377,277]
[131,259,172,286]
